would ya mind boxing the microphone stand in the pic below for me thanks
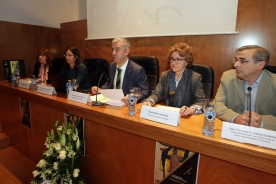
[92,73,104,106]
[247,87,252,126]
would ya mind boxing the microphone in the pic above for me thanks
[92,72,104,106]
[247,87,252,126]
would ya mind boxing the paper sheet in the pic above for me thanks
[90,89,125,106]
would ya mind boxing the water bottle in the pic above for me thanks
[128,89,137,116]
[30,75,37,91]
[202,102,216,136]
[66,80,73,96]
[11,73,18,87]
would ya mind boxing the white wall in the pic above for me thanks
[0,0,87,28]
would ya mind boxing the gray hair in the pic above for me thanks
[112,38,131,50]
[236,45,270,66]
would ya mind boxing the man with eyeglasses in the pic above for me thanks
[215,45,276,131]
[91,37,150,104]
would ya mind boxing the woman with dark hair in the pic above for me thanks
[60,47,91,91]
[33,48,54,83]
[143,42,206,116]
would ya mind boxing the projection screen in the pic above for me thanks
[86,0,238,40]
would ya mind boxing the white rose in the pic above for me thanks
[32,170,40,177]
[73,168,80,178]
[45,147,53,156]
[55,143,61,151]
[57,126,63,131]
[59,150,67,160]
[53,162,58,170]
[36,159,46,168]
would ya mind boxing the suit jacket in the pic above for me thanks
[101,59,150,101]
[147,69,205,108]
[215,69,276,131]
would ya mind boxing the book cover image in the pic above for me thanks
[20,98,31,129]
[154,142,200,184]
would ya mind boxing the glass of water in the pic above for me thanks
[72,79,79,91]
[133,87,141,101]
[133,87,141,112]
[41,75,46,85]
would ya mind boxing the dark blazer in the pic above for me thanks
[101,59,150,101]
[146,69,205,108]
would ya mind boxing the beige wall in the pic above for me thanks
[0,0,86,28]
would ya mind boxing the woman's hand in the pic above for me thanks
[143,101,153,106]
[180,106,196,116]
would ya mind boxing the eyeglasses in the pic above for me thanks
[169,58,185,64]
[64,54,75,58]
[38,54,46,57]
[232,58,251,64]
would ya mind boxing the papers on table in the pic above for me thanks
[90,89,125,106]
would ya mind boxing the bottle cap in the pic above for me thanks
[209,102,214,106]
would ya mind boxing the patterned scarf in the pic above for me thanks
[164,69,190,108]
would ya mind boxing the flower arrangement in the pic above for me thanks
[31,120,85,184]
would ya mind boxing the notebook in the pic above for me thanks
[48,72,68,94]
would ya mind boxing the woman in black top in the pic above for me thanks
[33,48,54,83]
[60,47,91,91]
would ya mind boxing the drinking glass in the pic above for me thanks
[40,75,46,85]
[72,79,79,91]
[133,87,141,112]
[133,87,141,101]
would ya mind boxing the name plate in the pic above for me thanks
[140,105,180,126]
[37,85,56,95]
[18,80,31,89]
[67,91,92,104]
[221,121,276,150]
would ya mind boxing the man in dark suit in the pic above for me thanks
[215,45,276,131]
[92,38,150,104]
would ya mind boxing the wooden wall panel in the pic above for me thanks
[0,88,65,162]
[197,155,276,184]
[83,119,155,184]
[0,20,61,80]
[0,90,29,157]
[60,0,276,98]
[28,102,65,163]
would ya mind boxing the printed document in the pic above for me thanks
[90,89,125,106]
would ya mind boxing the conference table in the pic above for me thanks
[0,81,275,184]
